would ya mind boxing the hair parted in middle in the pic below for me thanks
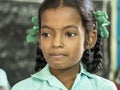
[35,0,103,73]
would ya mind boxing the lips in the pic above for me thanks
[50,54,65,57]
[49,53,67,58]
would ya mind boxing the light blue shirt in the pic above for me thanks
[12,64,117,90]
[0,69,10,90]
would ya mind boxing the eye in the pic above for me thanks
[41,32,51,37]
[65,32,77,37]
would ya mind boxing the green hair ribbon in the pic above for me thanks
[93,10,110,38]
[26,16,39,43]
[26,11,110,43]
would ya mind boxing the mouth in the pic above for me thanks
[49,53,67,58]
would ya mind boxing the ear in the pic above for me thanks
[85,30,97,49]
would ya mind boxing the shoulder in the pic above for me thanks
[0,68,7,76]
[80,64,117,90]
[11,76,42,90]
[12,65,51,90]
[92,74,117,90]
[0,68,10,90]
[12,78,31,90]
[81,71,117,90]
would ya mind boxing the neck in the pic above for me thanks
[49,63,80,89]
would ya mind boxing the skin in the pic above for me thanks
[0,87,5,90]
[38,6,97,89]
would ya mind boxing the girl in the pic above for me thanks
[12,0,117,90]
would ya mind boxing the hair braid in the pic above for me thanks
[82,34,103,73]
[34,46,47,72]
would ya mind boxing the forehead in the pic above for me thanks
[40,6,82,29]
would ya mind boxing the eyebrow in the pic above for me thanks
[41,25,54,30]
[62,25,78,30]
[41,25,78,31]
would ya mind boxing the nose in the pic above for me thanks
[52,34,64,48]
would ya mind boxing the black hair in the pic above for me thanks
[35,0,103,73]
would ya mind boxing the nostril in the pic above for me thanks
[52,38,64,48]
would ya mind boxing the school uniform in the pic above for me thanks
[12,64,117,90]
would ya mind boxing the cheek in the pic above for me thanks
[75,42,84,54]
[40,39,51,54]
[68,39,85,59]
[40,42,47,52]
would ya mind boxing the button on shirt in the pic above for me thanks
[12,64,117,90]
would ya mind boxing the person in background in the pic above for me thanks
[0,69,10,90]
[113,69,120,90]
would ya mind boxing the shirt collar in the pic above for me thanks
[31,63,94,80]
[31,64,54,80]
[79,63,94,78]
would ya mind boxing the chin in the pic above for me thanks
[50,64,67,69]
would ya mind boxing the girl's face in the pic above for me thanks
[39,6,86,69]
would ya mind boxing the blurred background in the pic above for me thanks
[0,0,119,88]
